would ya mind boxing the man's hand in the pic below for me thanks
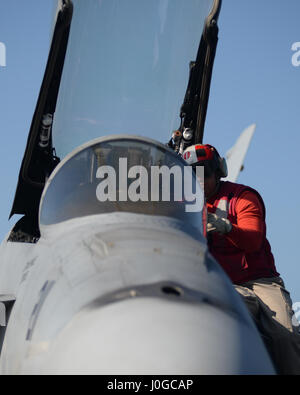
[207,213,232,235]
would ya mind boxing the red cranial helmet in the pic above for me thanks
[183,144,228,178]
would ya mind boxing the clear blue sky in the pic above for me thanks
[0,1,299,304]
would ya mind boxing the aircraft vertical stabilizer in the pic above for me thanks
[224,124,256,182]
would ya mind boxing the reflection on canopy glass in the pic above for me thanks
[40,137,204,233]
[52,0,214,158]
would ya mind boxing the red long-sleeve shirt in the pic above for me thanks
[207,190,265,254]
[206,181,278,283]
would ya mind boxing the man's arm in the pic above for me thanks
[225,190,265,253]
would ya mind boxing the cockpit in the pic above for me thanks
[40,136,204,234]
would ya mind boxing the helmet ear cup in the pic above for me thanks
[219,157,228,178]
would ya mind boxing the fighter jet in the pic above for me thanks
[0,0,275,374]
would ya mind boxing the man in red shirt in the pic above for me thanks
[183,143,300,375]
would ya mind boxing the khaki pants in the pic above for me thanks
[235,277,300,375]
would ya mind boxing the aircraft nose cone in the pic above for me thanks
[29,297,275,375]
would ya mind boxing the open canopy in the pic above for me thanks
[52,0,215,158]
[10,0,222,234]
